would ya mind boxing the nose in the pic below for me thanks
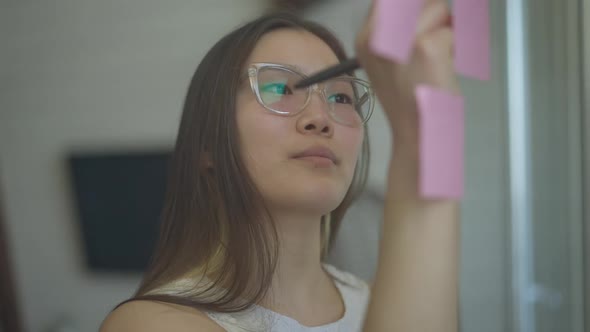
[295,86,333,137]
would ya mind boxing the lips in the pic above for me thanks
[291,146,338,165]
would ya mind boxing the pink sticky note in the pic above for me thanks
[454,0,490,80]
[370,0,425,63]
[415,85,465,199]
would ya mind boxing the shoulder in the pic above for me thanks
[323,263,370,293]
[100,300,225,332]
[324,264,372,330]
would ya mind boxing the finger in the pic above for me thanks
[355,2,376,63]
[416,0,452,36]
[418,27,454,61]
[366,0,376,20]
[417,27,459,92]
[433,27,455,58]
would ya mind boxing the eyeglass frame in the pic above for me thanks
[245,62,375,127]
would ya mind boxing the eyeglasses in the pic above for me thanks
[246,63,374,128]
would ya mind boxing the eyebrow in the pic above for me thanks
[244,62,356,82]
[290,64,354,79]
[285,64,311,78]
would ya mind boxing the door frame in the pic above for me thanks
[0,187,23,332]
[583,0,590,330]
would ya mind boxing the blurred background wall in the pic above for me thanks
[0,0,586,332]
[585,2,590,328]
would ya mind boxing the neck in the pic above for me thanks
[259,211,344,325]
[270,212,325,300]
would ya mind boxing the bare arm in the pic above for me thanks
[363,145,459,332]
[357,1,460,331]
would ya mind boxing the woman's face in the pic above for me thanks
[236,29,364,216]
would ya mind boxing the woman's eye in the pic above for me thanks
[261,83,292,95]
[328,93,353,104]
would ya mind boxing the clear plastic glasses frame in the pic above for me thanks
[246,62,375,127]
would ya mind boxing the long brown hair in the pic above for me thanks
[122,11,370,313]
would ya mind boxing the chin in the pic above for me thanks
[258,170,353,215]
[266,190,346,217]
[290,183,348,213]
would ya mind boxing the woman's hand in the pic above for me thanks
[355,0,460,148]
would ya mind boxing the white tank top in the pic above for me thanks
[204,264,371,332]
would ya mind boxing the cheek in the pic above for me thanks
[339,127,364,166]
[236,101,288,172]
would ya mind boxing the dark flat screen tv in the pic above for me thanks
[68,150,170,272]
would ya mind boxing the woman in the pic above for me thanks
[101,0,459,331]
